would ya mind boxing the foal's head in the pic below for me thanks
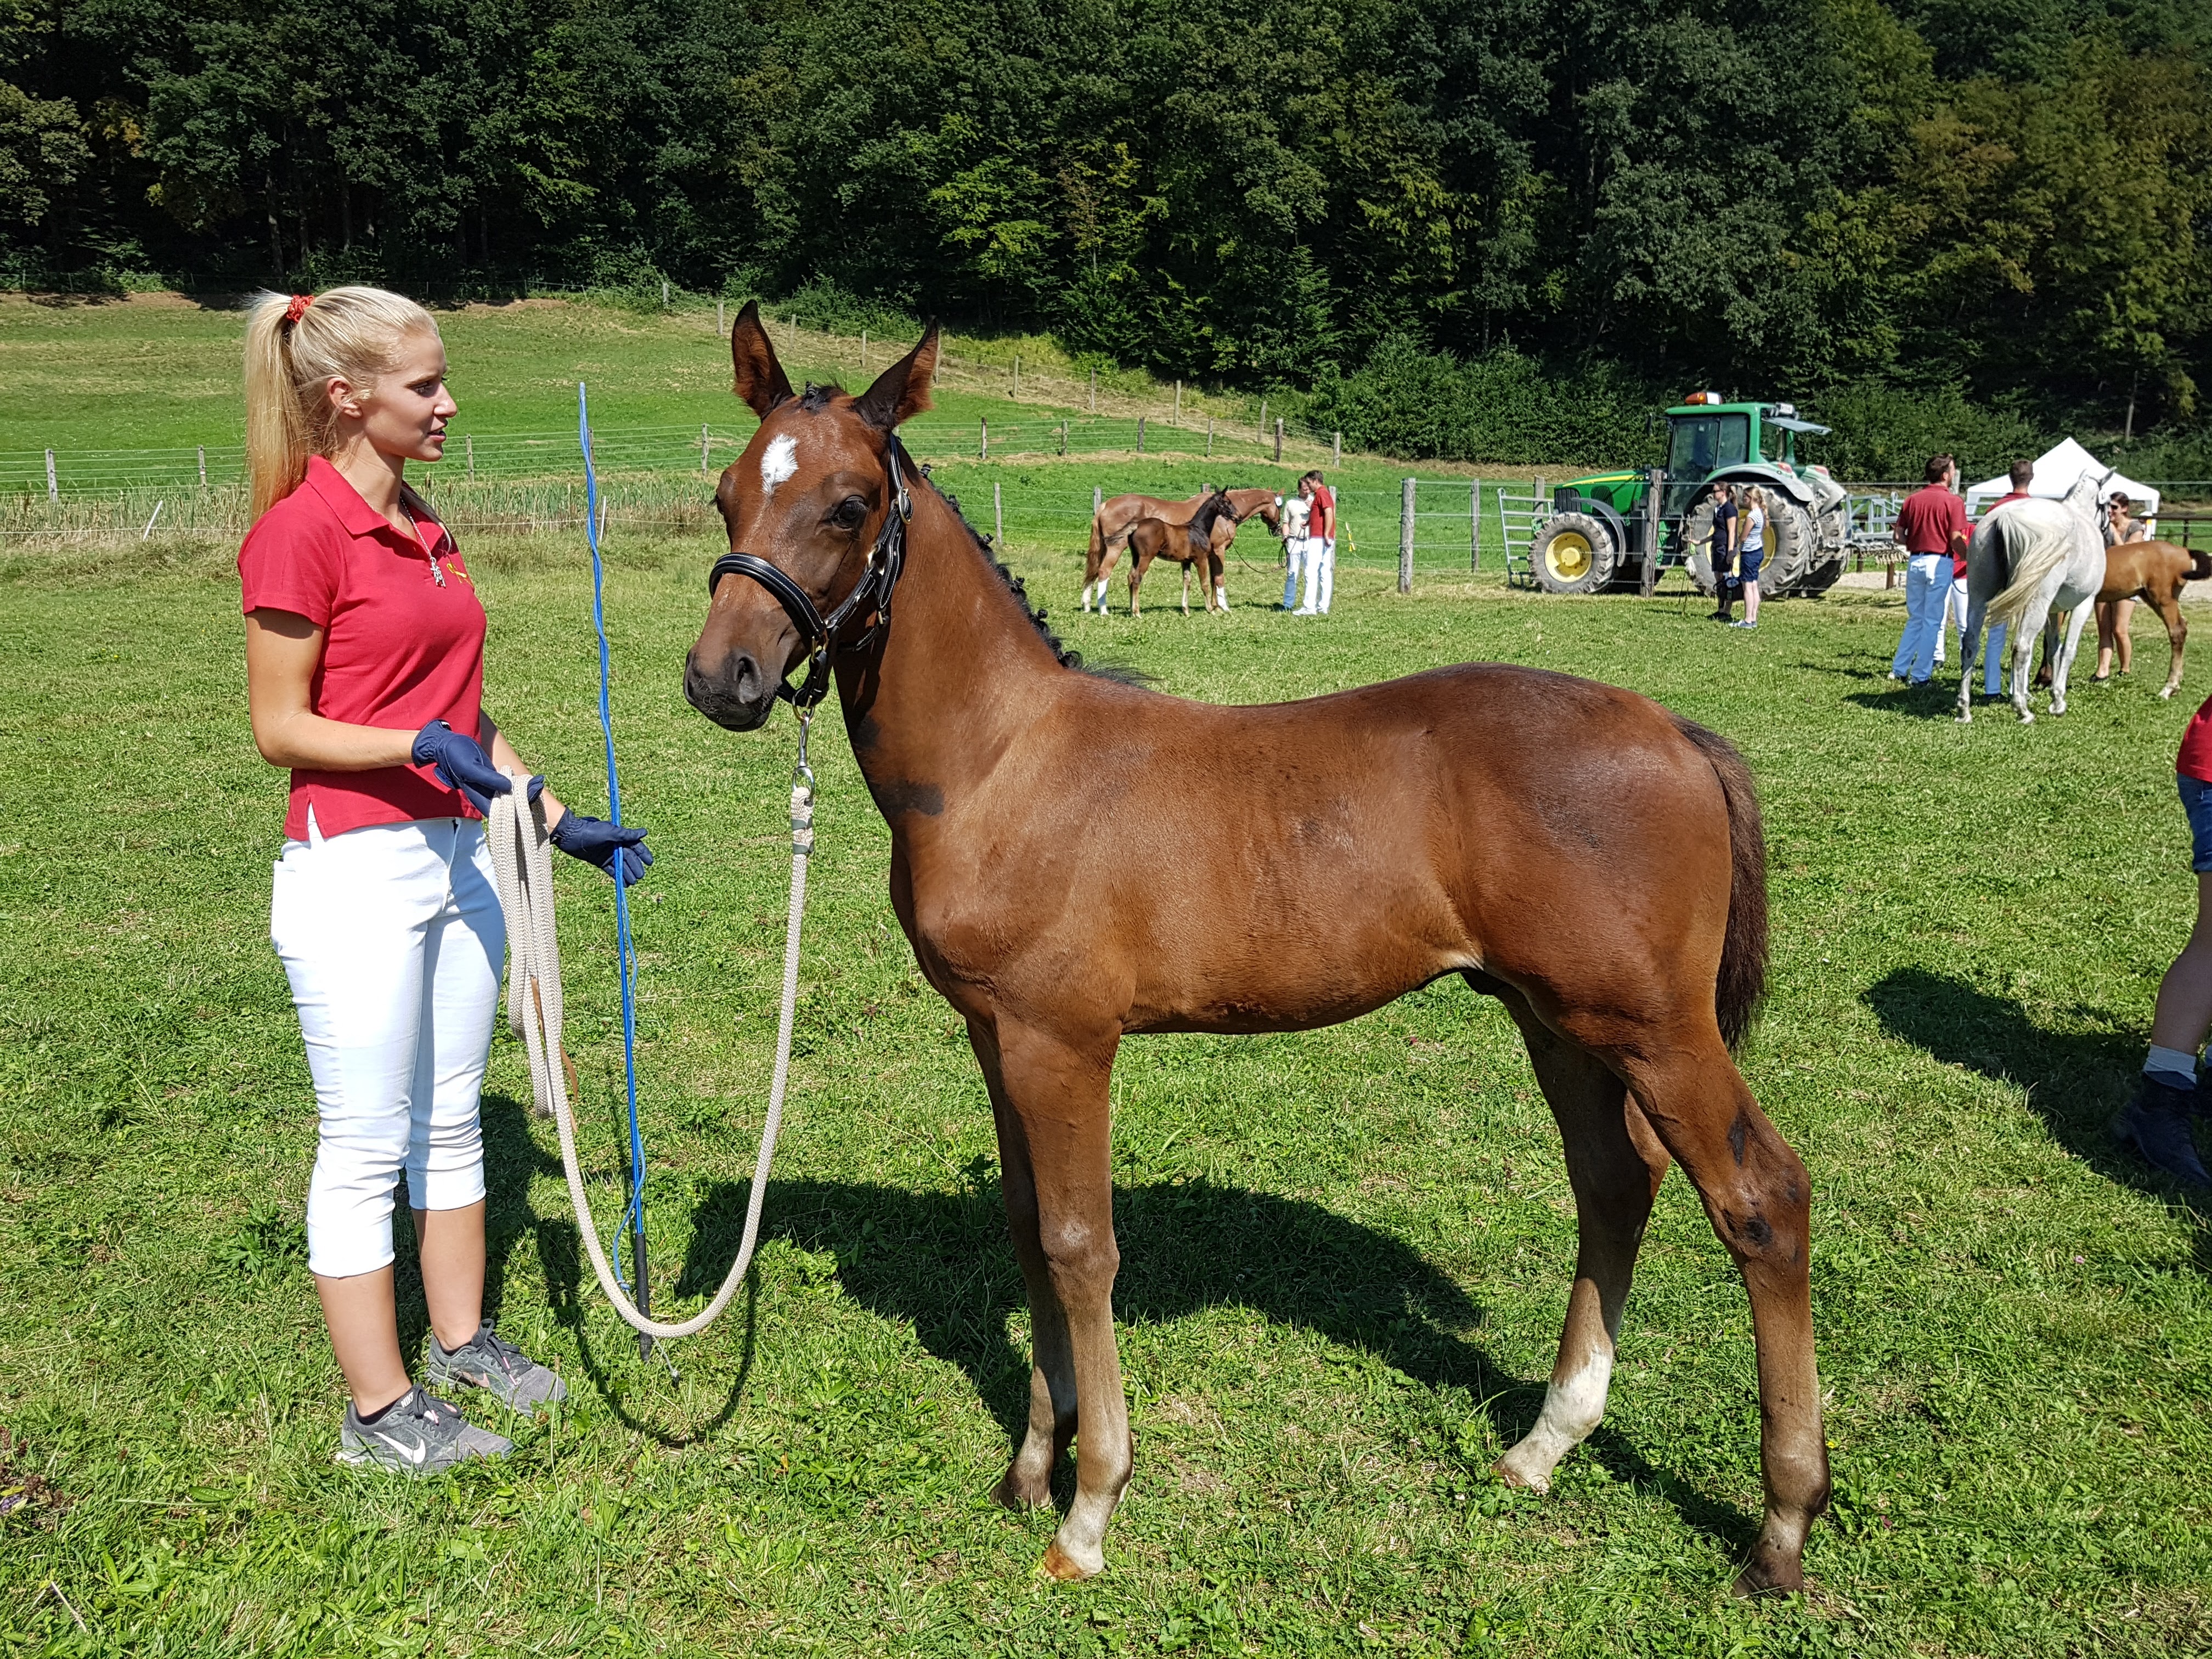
[685,302,937,731]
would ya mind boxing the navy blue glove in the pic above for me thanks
[551,812,653,887]
[411,719,514,816]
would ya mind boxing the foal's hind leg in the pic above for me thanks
[1624,1041,1829,1596]
[1492,1001,1669,1492]
[2152,589,2187,698]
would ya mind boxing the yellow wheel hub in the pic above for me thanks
[1545,531,1593,582]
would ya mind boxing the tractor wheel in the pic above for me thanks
[1765,500,1818,594]
[1797,557,1845,596]
[1531,513,1618,594]
[1683,493,1726,596]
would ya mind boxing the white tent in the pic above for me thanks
[1965,437,2160,521]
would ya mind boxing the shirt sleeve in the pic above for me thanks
[238,505,343,627]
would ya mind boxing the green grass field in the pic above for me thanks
[4,509,2211,1656]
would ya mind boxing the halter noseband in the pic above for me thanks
[706,436,914,712]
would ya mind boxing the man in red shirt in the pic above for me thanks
[1888,454,1970,685]
[1294,470,1338,615]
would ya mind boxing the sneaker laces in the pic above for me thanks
[461,1323,532,1377]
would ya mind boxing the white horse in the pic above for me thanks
[1956,470,2109,724]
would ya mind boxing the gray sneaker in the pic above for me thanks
[424,1322,568,1412]
[338,1387,511,1474]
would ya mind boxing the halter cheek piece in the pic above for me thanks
[705,436,914,712]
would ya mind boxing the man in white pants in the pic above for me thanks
[1294,471,1336,614]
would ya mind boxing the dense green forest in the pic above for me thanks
[4,0,2209,472]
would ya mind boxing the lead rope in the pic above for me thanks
[486,718,816,1342]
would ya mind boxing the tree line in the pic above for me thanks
[5,0,2208,473]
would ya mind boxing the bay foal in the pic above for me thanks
[685,308,1829,1595]
[1126,488,1239,614]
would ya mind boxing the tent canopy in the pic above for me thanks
[1965,437,2159,518]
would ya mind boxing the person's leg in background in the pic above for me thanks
[1316,537,1335,614]
[2118,776,2212,1187]
[1280,534,1302,610]
[1982,617,2009,697]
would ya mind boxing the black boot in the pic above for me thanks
[2114,1076,2212,1187]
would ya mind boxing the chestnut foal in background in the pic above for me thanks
[685,306,1829,1595]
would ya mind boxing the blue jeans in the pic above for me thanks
[2181,774,2212,873]
[1891,554,1949,682]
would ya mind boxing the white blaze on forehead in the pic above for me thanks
[759,433,798,500]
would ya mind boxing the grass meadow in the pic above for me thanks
[4,499,2212,1657]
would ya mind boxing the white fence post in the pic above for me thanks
[466,435,475,480]
[1090,369,1097,413]
[1013,354,1020,399]
[1470,481,1481,572]
[197,445,207,489]
[1333,431,1341,468]
[1259,397,1267,442]
[701,424,710,478]
[1137,416,1146,454]
[46,449,57,502]
[716,298,725,337]
[1206,416,1214,458]
[980,417,989,461]
[994,481,1004,547]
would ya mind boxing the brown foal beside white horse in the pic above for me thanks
[2100,540,2210,698]
[684,306,1829,1595]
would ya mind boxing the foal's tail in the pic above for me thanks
[1672,716,1769,1051]
[2189,546,2212,584]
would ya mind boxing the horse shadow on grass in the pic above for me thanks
[465,1092,1765,1557]
[1865,967,2212,1254]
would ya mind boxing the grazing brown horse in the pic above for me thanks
[685,304,1828,1596]
[1126,489,1240,616]
[2098,539,2209,698]
[1084,487,1280,612]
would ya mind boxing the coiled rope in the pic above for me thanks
[486,764,815,1341]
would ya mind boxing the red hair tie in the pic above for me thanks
[284,293,314,324]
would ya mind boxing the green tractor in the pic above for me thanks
[1530,396,1852,597]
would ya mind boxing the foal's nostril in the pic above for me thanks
[684,648,774,730]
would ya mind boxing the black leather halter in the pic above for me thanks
[706,436,914,712]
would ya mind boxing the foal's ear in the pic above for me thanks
[730,301,794,418]
[856,324,939,431]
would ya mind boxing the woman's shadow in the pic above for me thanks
[1864,966,2212,1250]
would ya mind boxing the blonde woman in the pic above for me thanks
[2094,492,2150,682]
[1730,486,1768,629]
[238,287,652,1472]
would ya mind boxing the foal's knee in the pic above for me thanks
[1040,1216,1119,1299]
[1713,1118,1812,1274]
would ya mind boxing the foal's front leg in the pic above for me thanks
[973,1016,1131,1579]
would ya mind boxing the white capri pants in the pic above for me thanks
[272,812,505,1278]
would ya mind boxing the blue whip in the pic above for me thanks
[578,381,656,1359]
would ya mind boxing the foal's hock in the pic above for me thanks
[685,302,1829,1595]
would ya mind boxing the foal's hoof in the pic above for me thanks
[1730,1552,1806,1599]
[1042,1539,1102,1582]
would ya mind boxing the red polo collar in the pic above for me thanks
[301,454,452,559]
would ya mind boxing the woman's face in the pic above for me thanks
[331,329,458,465]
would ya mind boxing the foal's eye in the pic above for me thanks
[829,496,869,532]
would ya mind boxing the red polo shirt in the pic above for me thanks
[239,455,488,839]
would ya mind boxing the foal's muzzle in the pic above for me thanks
[684,646,780,732]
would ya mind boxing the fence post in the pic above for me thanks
[1059,422,1068,456]
[661,280,669,308]
[861,330,868,374]
[1333,431,1341,468]
[980,417,989,461]
[1534,475,1547,511]
[1640,467,1662,597]
[1013,355,1020,399]
[1273,418,1283,462]
[994,481,1004,547]
[46,449,56,503]
[1090,369,1097,413]
[717,298,725,337]
[701,424,711,478]
[1174,380,1181,422]
[1137,416,1146,454]
[1206,416,1214,458]
[1094,484,1103,520]
[198,445,207,489]
[1259,397,1267,442]
[1470,480,1481,572]
[1399,477,1415,594]
[466,435,475,481]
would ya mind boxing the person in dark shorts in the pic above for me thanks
[1730,486,1768,629]
[1707,483,1740,621]
[2116,697,2212,1187]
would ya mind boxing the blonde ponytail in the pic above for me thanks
[244,286,441,517]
